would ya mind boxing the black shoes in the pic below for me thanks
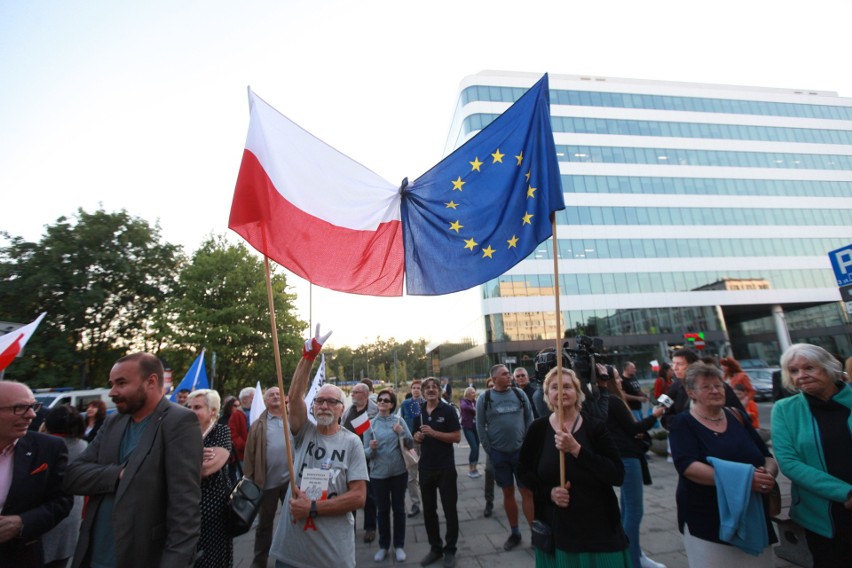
[443,552,456,567]
[408,504,420,518]
[483,502,493,517]
[364,530,376,543]
[420,550,443,566]
[503,533,522,551]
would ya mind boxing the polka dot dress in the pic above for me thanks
[196,423,234,568]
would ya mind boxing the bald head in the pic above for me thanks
[0,381,38,446]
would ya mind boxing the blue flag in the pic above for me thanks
[401,74,565,295]
[169,350,209,401]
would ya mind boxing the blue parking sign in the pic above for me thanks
[828,244,852,287]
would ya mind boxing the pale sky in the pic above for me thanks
[2,0,850,347]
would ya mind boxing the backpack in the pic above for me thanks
[483,387,530,428]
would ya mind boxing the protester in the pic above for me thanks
[64,353,202,568]
[620,361,648,421]
[342,382,379,543]
[476,364,534,551]
[771,343,852,567]
[219,395,241,484]
[519,367,630,567]
[244,387,289,568]
[414,377,461,567]
[720,357,755,402]
[654,363,673,400]
[669,362,777,567]
[400,379,424,518]
[176,388,191,406]
[229,387,253,481]
[364,389,414,563]
[605,371,667,568]
[269,324,369,568]
[513,367,540,419]
[0,382,73,568]
[82,399,106,443]
[38,404,87,568]
[459,387,481,478]
[187,389,233,568]
[734,384,759,428]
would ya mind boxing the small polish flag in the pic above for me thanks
[650,360,660,372]
[0,313,46,372]
[350,412,371,436]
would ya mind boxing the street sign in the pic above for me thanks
[828,244,852,287]
[841,284,852,314]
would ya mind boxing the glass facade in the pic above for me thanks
[434,73,852,381]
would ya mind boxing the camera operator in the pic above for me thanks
[532,338,612,420]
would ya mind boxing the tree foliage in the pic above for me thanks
[0,208,180,387]
[158,236,305,396]
[324,337,430,390]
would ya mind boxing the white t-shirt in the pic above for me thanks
[269,421,369,568]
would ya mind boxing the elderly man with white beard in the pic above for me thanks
[268,326,369,568]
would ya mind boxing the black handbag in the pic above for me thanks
[227,477,263,536]
[531,519,554,553]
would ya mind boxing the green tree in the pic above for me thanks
[0,208,181,387]
[161,236,306,396]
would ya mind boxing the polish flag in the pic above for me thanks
[0,313,46,372]
[229,90,404,296]
[350,411,371,436]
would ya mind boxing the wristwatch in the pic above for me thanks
[309,500,318,518]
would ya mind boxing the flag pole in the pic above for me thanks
[263,252,297,495]
[551,215,566,487]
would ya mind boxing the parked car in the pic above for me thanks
[33,387,117,414]
[745,368,778,402]
[738,358,771,370]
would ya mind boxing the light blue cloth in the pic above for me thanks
[707,456,768,556]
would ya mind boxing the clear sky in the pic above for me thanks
[2,0,850,347]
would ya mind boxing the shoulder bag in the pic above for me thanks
[397,416,419,468]
[227,476,263,536]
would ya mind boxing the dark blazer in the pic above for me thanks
[0,431,73,568]
[63,397,203,568]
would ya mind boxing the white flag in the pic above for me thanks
[304,354,326,425]
[249,380,265,424]
[0,312,46,372]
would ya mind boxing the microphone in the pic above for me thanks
[655,394,674,408]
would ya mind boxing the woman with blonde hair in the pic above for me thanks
[519,367,630,567]
[186,389,233,568]
[772,343,852,567]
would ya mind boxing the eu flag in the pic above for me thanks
[401,74,565,295]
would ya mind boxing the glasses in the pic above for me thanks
[377,398,392,403]
[0,403,43,415]
[313,398,343,407]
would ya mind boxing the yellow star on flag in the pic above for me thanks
[525,170,531,181]
[482,245,496,258]
[515,151,523,166]
[449,220,463,233]
[491,149,504,163]
[445,201,459,209]
[527,185,537,198]
[464,238,478,251]
[469,157,483,172]
[451,176,465,191]
[507,235,518,248]
[522,212,534,225]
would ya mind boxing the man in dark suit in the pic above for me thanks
[64,352,202,568]
[0,381,73,568]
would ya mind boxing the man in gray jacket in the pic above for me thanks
[476,364,533,551]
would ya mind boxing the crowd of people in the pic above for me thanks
[1,334,851,568]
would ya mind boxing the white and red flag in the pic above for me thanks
[0,313,46,372]
[350,411,371,436]
[229,90,403,296]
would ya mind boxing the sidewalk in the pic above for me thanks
[234,443,800,567]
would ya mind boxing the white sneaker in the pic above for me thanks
[374,549,387,562]
[467,470,481,478]
[394,548,407,562]
[639,552,666,568]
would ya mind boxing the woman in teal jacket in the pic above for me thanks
[771,343,852,568]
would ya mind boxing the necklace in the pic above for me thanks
[693,409,724,423]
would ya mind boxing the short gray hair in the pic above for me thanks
[780,343,843,392]
[238,387,255,403]
[684,362,723,391]
[186,389,221,414]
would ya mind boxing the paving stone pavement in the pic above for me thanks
[233,439,802,567]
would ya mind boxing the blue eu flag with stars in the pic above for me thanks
[401,74,565,295]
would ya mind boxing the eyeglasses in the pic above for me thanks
[313,398,343,407]
[0,403,43,415]
[377,398,392,403]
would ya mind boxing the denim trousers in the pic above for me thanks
[620,457,644,568]
[420,468,458,553]
[462,426,480,465]
[372,472,408,550]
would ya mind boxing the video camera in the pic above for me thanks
[533,335,607,387]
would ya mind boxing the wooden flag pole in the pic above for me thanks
[263,253,297,495]
[551,216,566,487]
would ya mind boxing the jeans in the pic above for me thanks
[372,472,408,550]
[462,427,480,465]
[620,458,644,568]
[420,468,458,553]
